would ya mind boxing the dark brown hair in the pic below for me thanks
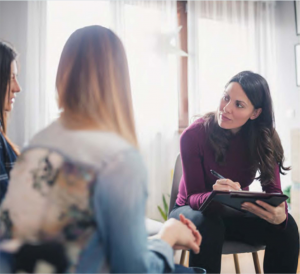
[0,41,19,154]
[203,71,289,186]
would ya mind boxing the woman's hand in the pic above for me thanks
[157,218,201,254]
[213,179,241,191]
[175,214,202,251]
[241,201,286,225]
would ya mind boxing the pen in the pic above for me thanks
[210,169,242,191]
[210,169,225,179]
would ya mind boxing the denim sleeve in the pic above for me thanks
[0,141,8,205]
[0,251,14,273]
[93,149,174,273]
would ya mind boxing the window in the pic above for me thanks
[46,3,180,220]
[46,1,179,134]
[177,1,188,131]
[196,17,256,114]
[46,1,110,121]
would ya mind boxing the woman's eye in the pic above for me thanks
[236,103,243,108]
[223,95,229,101]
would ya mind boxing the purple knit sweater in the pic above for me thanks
[176,118,284,211]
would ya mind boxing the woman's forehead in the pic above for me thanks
[225,82,251,104]
[11,60,18,74]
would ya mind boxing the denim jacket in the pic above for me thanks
[0,119,174,273]
[0,131,17,204]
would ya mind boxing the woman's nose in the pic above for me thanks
[223,102,232,113]
[13,79,21,93]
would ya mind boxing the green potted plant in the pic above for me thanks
[283,185,291,210]
[157,194,169,221]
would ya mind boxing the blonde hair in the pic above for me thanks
[56,25,138,147]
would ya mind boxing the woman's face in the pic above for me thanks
[5,60,21,112]
[217,82,262,134]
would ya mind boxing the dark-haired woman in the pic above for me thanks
[169,71,299,274]
[0,41,20,203]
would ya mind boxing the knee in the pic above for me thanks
[270,214,299,244]
[169,207,225,239]
[191,214,225,237]
[285,214,299,239]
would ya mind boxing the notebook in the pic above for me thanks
[199,190,288,217]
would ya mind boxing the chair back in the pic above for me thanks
[168,154,183,215]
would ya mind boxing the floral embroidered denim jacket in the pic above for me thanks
[0,120,174,273]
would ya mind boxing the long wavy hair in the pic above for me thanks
[202,71,289,186]
[56,25,138,147]
[0,41,19,154]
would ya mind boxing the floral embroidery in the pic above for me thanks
[0,210,13,239]
[0,148,98,270]
[31,154,59,196]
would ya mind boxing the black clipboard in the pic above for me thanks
[199,190,288,217]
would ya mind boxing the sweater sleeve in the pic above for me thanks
[262,164,288,229]
[180,127,211,210]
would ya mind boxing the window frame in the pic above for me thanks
[177,1,188,132]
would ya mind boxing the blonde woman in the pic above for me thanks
[0,26,204,273]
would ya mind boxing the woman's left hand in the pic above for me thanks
[241,201,286,225]
[176,214,202,251]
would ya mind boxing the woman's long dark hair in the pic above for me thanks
[203,71,289,186]
[0,41,19,154]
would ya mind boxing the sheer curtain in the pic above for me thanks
[109,1,180,219]
[24,1,48,143]
[46,1,111,123]
[188,1,277,191]
[44,1,180,220]
[188,1,277,117]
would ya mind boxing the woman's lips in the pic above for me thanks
[220,114,231,121]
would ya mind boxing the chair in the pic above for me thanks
[168,154,265,273]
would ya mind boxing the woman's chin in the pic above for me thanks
[5,106,13,112]
[217,120,231,130]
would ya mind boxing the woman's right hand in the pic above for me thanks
[213,178,241,191]
[157,218,201,254]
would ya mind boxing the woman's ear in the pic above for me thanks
[250,108,262,120]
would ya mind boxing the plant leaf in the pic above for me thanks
[163,194,168,215]
[157,206,167,221]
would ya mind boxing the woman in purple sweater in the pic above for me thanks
[169,71,299,273]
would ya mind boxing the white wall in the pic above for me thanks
[274,1,300,189]
[0,1,28,147]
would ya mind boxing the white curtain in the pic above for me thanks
[188,1,277,191]
[46,1,111,124]
[109,1,180,219]
[24,1,48,144]
[188,1,277,119]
